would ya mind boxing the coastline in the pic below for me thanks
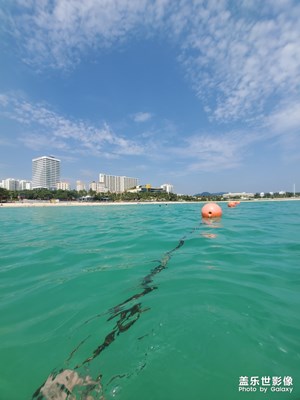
[0,201,191,208]
[1,198,300,208]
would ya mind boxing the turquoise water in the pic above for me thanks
[0,202,299,400]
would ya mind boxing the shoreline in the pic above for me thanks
[1,198,300,208]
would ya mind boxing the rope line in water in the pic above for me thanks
[32,225,198,399]
[74,236,187,369]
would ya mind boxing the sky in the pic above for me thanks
[0,0,300,195]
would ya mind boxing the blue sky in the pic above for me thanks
[0,0,300,194]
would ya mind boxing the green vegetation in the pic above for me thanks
[15,188,79,201]
[1,188,299,204]
[89,190,195,202]
[0,187,9,202]
[1,188,199,203]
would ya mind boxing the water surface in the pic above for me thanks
[0,202,299,399]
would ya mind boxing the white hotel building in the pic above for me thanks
[99,173,139,193]
[32,156,61,190]
[161,183,174,193]
[56,181,70,191]
[0,178,20,191]
[0,178,32,191]
[76,180,86,192]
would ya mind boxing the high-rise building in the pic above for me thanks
[161,183,174,193]
[19,180,32,190]
[1,178,20,191]
[89,181,108,193]
[32,156,61,190]
[0,179,32,190]
[99,173,138,193]
[120,176,139,192]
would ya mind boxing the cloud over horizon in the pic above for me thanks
[0,88,298,176]
[0,93,145,158]
[3,0,300,124]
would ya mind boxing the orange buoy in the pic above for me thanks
[228,201,237,208]
[201,203,222,218]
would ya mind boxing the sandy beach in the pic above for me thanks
[1,198,299,208]
[0,200,190,208]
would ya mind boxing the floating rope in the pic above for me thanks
[32,225,198,399]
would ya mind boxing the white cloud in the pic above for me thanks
[0,93,145,157]
[132,112,153,123]
[4,0,300,123]
[4,0,154,69]
[172,98,300,172]
[265,101,300,134]
[20,133,69,152]
[174,132,247,172]
[176,1,300,121]
[263,100,300,161]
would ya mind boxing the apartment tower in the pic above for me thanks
[99,173,138,193]
[32,156,61,190]
[161,183,174,193]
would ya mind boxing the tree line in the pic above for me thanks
[0,188,197,202]
[0,187,298,203]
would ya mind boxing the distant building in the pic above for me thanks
[76,180,86,192]
[0,179,32,191]
[19,180,32,190]
[127,185,165,194]
[223,192,254,199]
[32,156,61,190]
[89,181,108,193]
[1,178,20,191]
[99,173,138,193]
[161,183,174,193]
[126,185,141,193]
[57,181,70,191]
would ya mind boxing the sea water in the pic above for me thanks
[0,201,299,400]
